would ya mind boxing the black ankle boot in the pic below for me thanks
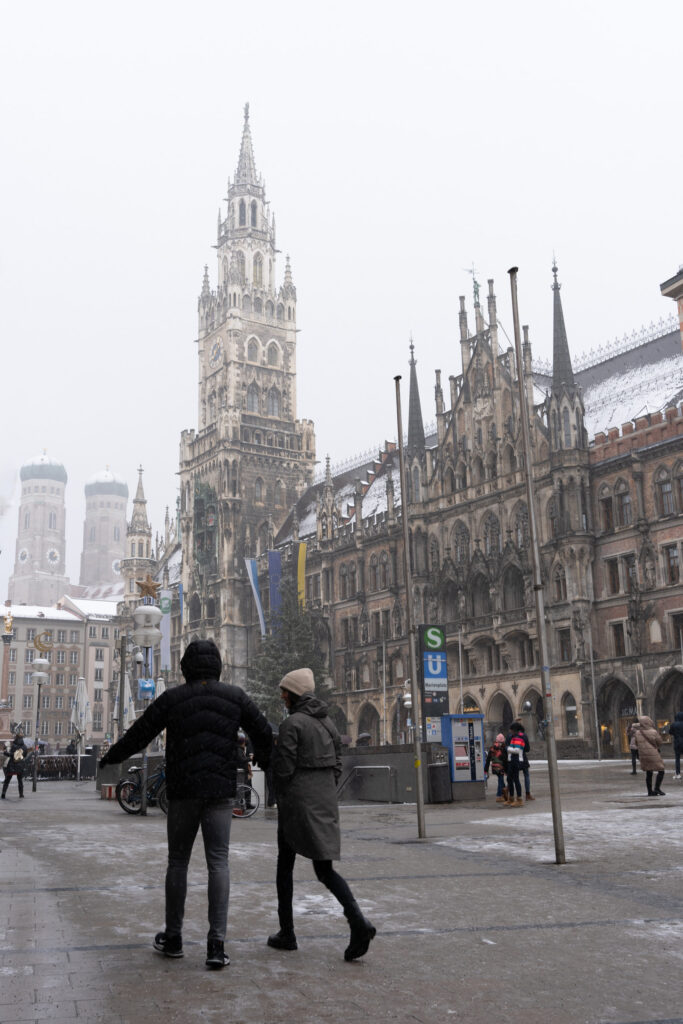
[267,929,297,950]
[343,901,376,961]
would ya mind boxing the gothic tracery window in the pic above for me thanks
[247,383,259,413]
[267,388,281,417]
[253,252,263,287]
[454,521,470,565]
[483,513,500,556]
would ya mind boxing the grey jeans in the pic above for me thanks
[165,798,234,942]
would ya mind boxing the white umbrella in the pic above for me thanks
[71,677,92,742]
[122,673,137,731]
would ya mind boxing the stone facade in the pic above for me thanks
[79,469,128,588]
[9,454,70,606]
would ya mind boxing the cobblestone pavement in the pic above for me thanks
[1,760,682,1024]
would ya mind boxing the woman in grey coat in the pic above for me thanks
[268,668,376,960]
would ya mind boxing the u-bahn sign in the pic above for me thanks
[419,624,450,742]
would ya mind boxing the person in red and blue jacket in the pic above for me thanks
[505,722,529,807]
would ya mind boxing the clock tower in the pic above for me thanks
[179,105,316,684]
[9,452,70,606]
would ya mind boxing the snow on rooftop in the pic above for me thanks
[7,605,80,621]
[65,599,118,618]
[584,351,683,437]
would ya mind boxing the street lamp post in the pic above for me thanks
[132,599,162,815]
[31,657,50,792]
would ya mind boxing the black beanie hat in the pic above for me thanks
[180,639,222,682]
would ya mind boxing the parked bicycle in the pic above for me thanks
[232,783,259,818]
[116,761,168,815]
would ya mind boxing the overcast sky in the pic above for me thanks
[1,0,681,598]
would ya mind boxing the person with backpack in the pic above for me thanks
[1,731,27,799]
[484,733,508,803]
[504,721,529,807]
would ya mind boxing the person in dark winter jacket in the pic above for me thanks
[504,722,529,807]
[267,668,376,961]
[99,639,272,969]
[484,733,508,802]
[669,711,683,779]
[1,732,27,798]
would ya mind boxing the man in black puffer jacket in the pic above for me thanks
[100,639,271,969]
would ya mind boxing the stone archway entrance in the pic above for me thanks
[597,678,637,757]
[486,692,514,747]
[653,670,683,757]
[357,702,381,746]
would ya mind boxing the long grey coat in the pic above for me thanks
[633,716,665,772]
[273,694,342,861]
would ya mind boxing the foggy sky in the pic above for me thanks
[1,0,681,598]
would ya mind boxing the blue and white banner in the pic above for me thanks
[245,558,266,636]
[268,550,282,623]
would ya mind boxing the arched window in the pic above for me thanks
[454,521,470,565]
[553,565,567,602]
[236,251,245,281]
[253,252,263,286]
[379,551,390,589]
[189,593,201,623]
[274,480,283,506]
[349,562,356,597]
[239,200,246,226]
[49,511,57,530]
[250,201,257,227]
[267,342,279,366]
[472,456,485,486]
[267,387,280,417]
[242,294,251,314]
[552,409,559,449]
[429,538,439,573]
[455,462,467,491]
[254,297,262,314]
[368,554,378,591]
[514,504,529,548]
[503,565,525,611]
[562,692,579,736]
[24,511,30,529]
[445,467,455,493]
[470,575,491,617]
[503,444,517,474]
[562,407,571,448]
[254,478,264,502]
[277,303,284,320]
[614,479,632,527]
[655,467,674,516]
[412,466,420,503]
[266,300,274,318]
[339,565,348,600]
[248,339,258,362]
[130,542,135,557]
[247,383,259,412]
[483,513,500,556]
[138,541,143,557]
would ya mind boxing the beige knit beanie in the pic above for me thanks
[279,667,315,696]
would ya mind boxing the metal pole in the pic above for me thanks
[508,267,566,864]
[588,628,601,761]
[32,680,42,792]
[458,627,464,714]
[118,634,126,742]
[139,648,149,816]
[382,639,387,745]
[394,375,427,839]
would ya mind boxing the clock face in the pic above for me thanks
[18,548,29,563]
[209,339,223,369]
[46,547,60,566]
[112,559,121,576]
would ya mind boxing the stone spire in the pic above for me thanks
[235,102,258,186]
[552,261,576,392]
[201,265,211,301]
[130,466,151,533]
[407,338,426,452]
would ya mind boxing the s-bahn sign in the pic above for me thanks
[419,625,450,742]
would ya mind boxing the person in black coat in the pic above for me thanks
[669,710,683,779]
[2,732,27,798]
[99,639,272,970]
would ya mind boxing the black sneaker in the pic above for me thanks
[206,940,229,969]
[267,930,298,950]
[153,931,183,958]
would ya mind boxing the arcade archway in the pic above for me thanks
[597,677,637,757]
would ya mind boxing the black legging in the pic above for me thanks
[507,759,522,798]
[276,832,354,933]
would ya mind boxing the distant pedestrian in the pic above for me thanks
[516,723,535,801]
[99,639,272,969]
[2,731,27,799]
[626,720,639,775]
[504,722,529,807]
[485,733,508,802]
[668,710,683,780]
[631,716,666,796]
[268,668,376,960]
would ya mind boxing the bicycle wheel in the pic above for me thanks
[116,779,142,815]
[232,784,259,818]
[157,782,168,815]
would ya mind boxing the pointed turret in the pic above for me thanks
[130,466,151,533]
[235,102,258,186]
[201,265,211,302]
[552,261,576,392]
[407,339,426,453]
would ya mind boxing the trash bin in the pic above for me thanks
[428,761,452,803]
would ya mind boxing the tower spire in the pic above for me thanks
[551,260,576,391]
[235,102,258,186]
[407,337,426,452]
[130,465,150,532]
